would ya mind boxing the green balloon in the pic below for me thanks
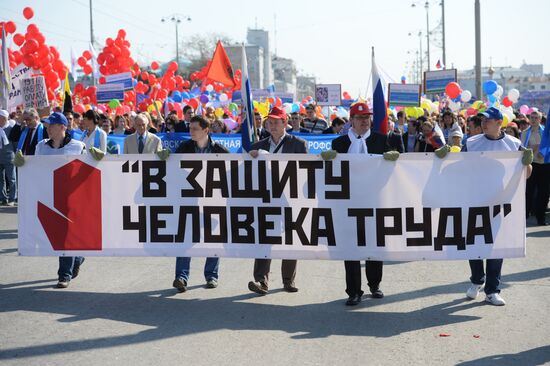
[108,99,121,109]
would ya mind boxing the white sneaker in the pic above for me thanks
[466,284,485,299]
[485,293,506,306]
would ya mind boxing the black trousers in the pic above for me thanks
[344,260,383,297]
[526,163,550,223]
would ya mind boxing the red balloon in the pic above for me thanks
[445,82,461,99]
[82,50,92,60]
[13,33,25,46]
[77,57,87,67]
[117,29,126,39]
[99,76,106,84]
[5,21,16,34]
[74,104,85,113]
[26,24,39,35]
[83,64,93,75]
[24,39,39,53]
[187,98,199,110]
[502,96,513,108]
[168,61,178,72]
[23,7,34,20]
[151,61,159,70]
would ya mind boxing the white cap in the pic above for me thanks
[0,110,8,118]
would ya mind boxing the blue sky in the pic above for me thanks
[1,0,548,96]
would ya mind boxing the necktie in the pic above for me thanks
[138,135,144,153]
[23,128,35,155]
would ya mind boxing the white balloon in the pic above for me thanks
[460,90,472,103]
[449,100,460,112]
[495,85,503,98]
[508,88,520,103]
[206,84,214,92]
[283,103,292,114]
[219,93,228,102]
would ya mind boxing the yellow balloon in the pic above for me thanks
[421,100,431,110]
[503,116,510,127]
[450,146,461,153]
[415,107,424,118]
[214,108,224,118]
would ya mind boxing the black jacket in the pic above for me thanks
[251,134,308,154]
[402,132,418,152]
[175,136,229,154]
[174,122,190,133]
[331,131,404,155]
[9,123,49,156]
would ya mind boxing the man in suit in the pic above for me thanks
[324,102,404,306]
[10,107,48,158]
[123,113,162,154]
[255,110,270,140]
[173,115,229,292]
[247,106,308,295]
[174,105,193,132]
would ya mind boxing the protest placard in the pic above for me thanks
[20,76,48,109]
[96,83,125,103]
[315,84,341,106]
[424,69,457,94]
[388,83,421,107]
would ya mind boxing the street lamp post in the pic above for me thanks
[408,31,423,82]
[425,1,431,71]
[161,14,191,69]
[441,0,446,68]
[474,0,481,98]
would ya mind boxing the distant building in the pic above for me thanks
[458,64,548,97]
[246,29,273,89]
[296,75,316,101]
[272,56,296,96]
[225,45,264,89]
[458,63,549,111]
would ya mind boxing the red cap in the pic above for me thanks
[267,106,287,121]
[350,102,372,117]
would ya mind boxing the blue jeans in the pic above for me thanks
[469,259,503,294]
[58,256,85,281]
[0,160,16,202]
[175,257,219,282]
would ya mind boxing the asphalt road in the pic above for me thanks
[0,205,549,366]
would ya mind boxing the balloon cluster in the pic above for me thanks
[95,29,135,77]
[444,82,472,112]
[2,7,68,101]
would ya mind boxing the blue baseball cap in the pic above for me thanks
[480,107,503,121]
[45,112,68,126]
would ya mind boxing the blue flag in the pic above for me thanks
[240,45,257,152]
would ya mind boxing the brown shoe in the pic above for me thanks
[173,278,187,293]
[248,281,268,295]
[283,283,298,293]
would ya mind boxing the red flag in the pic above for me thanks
[205,41,235,88]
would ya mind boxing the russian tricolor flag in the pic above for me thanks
[371,48,388,135]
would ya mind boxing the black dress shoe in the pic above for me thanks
[283,284,299,293]
[248,281,268,295]
[370,289,384,298]
[345,294,362,306]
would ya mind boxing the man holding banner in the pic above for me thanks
[35,112,87,288]
[323,102,404,306]
[173,115,229,292]
[80,110,107,160]
[247,106,308,295]
[437,106,533,305]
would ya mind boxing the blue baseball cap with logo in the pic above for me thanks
[46,112,68,126]
[480,107,503,121]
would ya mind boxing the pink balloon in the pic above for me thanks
[519,105,529,115]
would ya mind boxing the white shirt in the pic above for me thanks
[36,139,86,156]
[81,127,107,152]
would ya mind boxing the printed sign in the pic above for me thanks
[315,84,342,106]
[424,69,457,94]
[20,76,49,109]
[388,83,422,107]
[105,72,134,91]
[96,83,125,103]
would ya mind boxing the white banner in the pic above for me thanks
[18,153,526,260]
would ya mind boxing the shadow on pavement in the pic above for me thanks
[0,229,18,241]
[0,280,483,360]
[455,345,550,366]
